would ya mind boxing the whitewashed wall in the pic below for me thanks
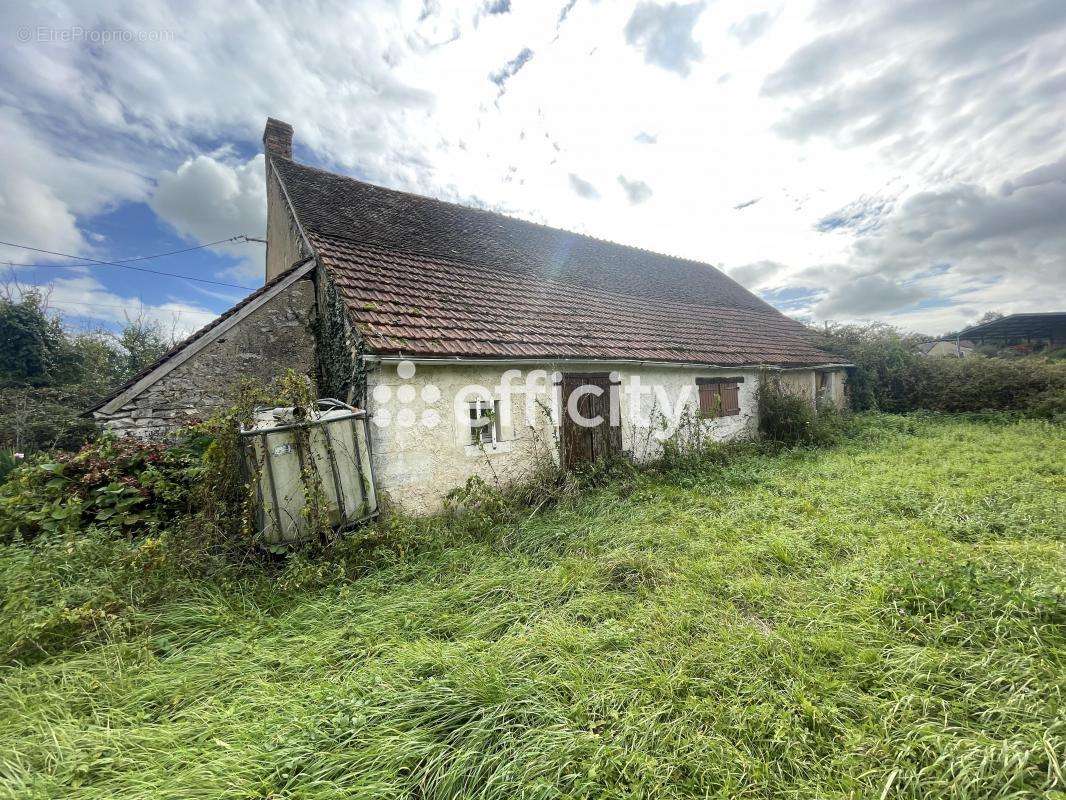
[779,368,848,409]
[365,361,765,513]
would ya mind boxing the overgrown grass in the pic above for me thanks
[1,414,1064,799]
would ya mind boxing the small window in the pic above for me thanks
[469,399,500,446]
[817,371,832,399]
[696,378,741,418]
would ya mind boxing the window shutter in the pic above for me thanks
[721,382,740,416]
[698,385,718,417]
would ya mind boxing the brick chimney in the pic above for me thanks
[263,117,293,160]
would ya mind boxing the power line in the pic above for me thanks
[0,237,260,290]
[5,235,256,268]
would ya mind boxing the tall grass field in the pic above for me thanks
[1,414,1064,799]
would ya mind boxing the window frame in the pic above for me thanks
[468,398,500,446]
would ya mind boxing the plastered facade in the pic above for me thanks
[265,164,310,282]
[779,368,848,410]
[366,361,767,513]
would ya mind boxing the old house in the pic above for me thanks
[90,118,848,512]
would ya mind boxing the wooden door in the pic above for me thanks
[560,373,622,470]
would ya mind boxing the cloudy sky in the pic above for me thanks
[2,0,1065,336]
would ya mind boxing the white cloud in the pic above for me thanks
[814,275,926,318]
[624,2,706,76]
[11,273,216,339]
[1,0,1063,335]
[568,173,599,199]
[150,154,267,278]
[730,12,773,46]
[0,108,146,263]
[729,260,785,290]
[617,175,653,204]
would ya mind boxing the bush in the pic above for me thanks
[757,376,845,446]
[809,323,1066,415]
[653,408,738,472]
[0,449,20,484]
[883,356,1066,414]
[0,385,99,454]
[0,290,175,457]
[0,435,205,544]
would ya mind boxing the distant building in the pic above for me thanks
[957,312,1066,351]
[917,339,975,358]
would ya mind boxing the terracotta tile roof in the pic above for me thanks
[86,259,313,414]
[275,157,845,367]
[311,234,842,367]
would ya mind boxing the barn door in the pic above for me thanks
[560,373,622,470]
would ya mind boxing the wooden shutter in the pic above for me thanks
[720,382,740,416]
[698,384,719,417]
[697,377,745,418]
[559,373,621,470]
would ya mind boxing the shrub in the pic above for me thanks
[809,322,1066,415]
[0,449,20,484]
[444,475,519,535]
[1025,386,1066,421]
[0,435,205,544]
[757,375,845,447]
[0,292,176,456]
[892,356,1066,414]
[654,408,737,472]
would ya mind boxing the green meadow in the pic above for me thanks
[2,414,1064,799]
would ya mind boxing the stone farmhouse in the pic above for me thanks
[90,118,848,512]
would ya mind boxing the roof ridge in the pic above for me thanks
[270,154,843,365]
[272,155,733,275]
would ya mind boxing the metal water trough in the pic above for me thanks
[240,399,378,544]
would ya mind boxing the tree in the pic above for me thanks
[973,310,1004,327]
[0,285,178,456]
[0,290,82,388]
[114,315,173,376]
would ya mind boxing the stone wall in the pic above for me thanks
[94,277,317,438]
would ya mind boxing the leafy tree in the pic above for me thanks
[115,315,173,376]
[0,291,81,388]
[806,322,924,411]
[973,310,1004,326]
[0,289,179,456]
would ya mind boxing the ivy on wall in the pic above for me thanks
[313,264,371,405]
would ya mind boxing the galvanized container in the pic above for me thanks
[240,399,378,544]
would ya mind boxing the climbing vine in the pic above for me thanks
[194,370,325,549]
[313,266,360,401]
